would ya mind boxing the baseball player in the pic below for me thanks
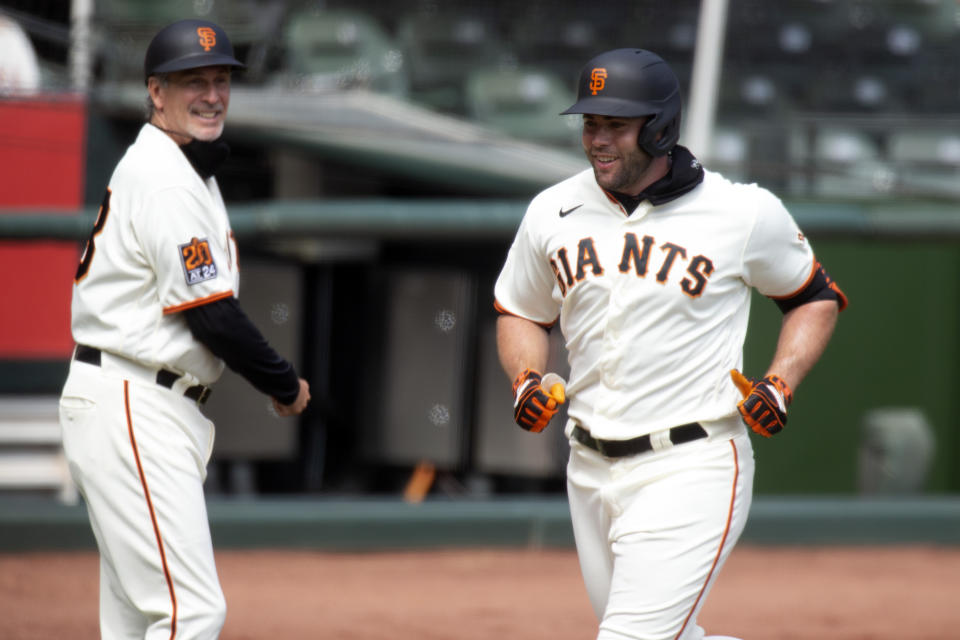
[58,20,310,639]
[495,48,847,640]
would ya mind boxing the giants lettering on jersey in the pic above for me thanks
[179,237,218,285]
[549,232,715,298]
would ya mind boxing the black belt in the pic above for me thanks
[74,344,211,404]
[572,422,707,458]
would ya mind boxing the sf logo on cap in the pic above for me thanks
[197,27,217,51]
[589,68,607,95]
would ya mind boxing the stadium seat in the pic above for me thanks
[707,126,748,182]
[397,13,508,113]
[279,8,407,96]
[510,17,602,79]
[887,128,960,197]
[789,126,893,198]
[616,0,700,59]
[889,128,960,166]
[718,65,794,118]
[805,68,901,114]
[464,67,579,147]
[0,396,77,504]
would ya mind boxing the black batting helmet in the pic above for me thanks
[562,48,681,157]
[144,19,244,83]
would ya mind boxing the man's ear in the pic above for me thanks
[147,76,163,112]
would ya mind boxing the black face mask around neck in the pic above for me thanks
[180,138,230,180]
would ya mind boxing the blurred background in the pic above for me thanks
[0,0,957,525]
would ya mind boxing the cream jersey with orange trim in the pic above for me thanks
[494,165,816,440]
[71,123,239,385]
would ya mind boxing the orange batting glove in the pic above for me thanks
[512,369,566,433]
[731,369,793,438]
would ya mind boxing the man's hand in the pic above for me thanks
[273,378,311,417]
[512,369,566,433]
[730,369,792,438]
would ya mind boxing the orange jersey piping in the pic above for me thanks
[768,258,849,311]
[162,290,234,315]
[493,299,557,329]
[601,188,629,215]
[769,260,819,300]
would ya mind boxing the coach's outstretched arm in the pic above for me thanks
[183,297,310,415]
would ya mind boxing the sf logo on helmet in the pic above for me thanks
[196,27,217,51]
[589,68,608,95]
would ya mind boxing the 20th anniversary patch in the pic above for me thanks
[179,237,218,285]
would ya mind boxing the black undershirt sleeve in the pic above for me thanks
[182,296,301,405]
[773,262,849,314]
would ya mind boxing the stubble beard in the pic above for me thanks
[589,148,652,194]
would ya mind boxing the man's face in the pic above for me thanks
[581,114,653,194]
[149,66,231,143]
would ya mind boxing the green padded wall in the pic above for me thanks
[744,239,960,494]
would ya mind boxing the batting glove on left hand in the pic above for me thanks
[512,369,566,433]
[730,369,793,438]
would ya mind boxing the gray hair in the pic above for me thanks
[144,73,169,121]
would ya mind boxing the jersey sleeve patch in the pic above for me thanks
[179,237,218,285]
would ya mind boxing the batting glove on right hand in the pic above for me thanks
[730,369,793,438]
[512,369,566,433]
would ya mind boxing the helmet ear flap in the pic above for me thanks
[637,108,681,157]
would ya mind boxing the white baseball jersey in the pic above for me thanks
[72,123,240,385]
[495,163,816,440]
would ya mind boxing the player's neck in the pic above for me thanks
[149,116,192,146]
[622,154,671,197]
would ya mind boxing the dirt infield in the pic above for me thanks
[2,545,958,639]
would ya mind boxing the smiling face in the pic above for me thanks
[148,65,231,144]
[582,114,666,196]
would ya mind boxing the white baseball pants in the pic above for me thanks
[59,356,225,639]
[566,420,754,640]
